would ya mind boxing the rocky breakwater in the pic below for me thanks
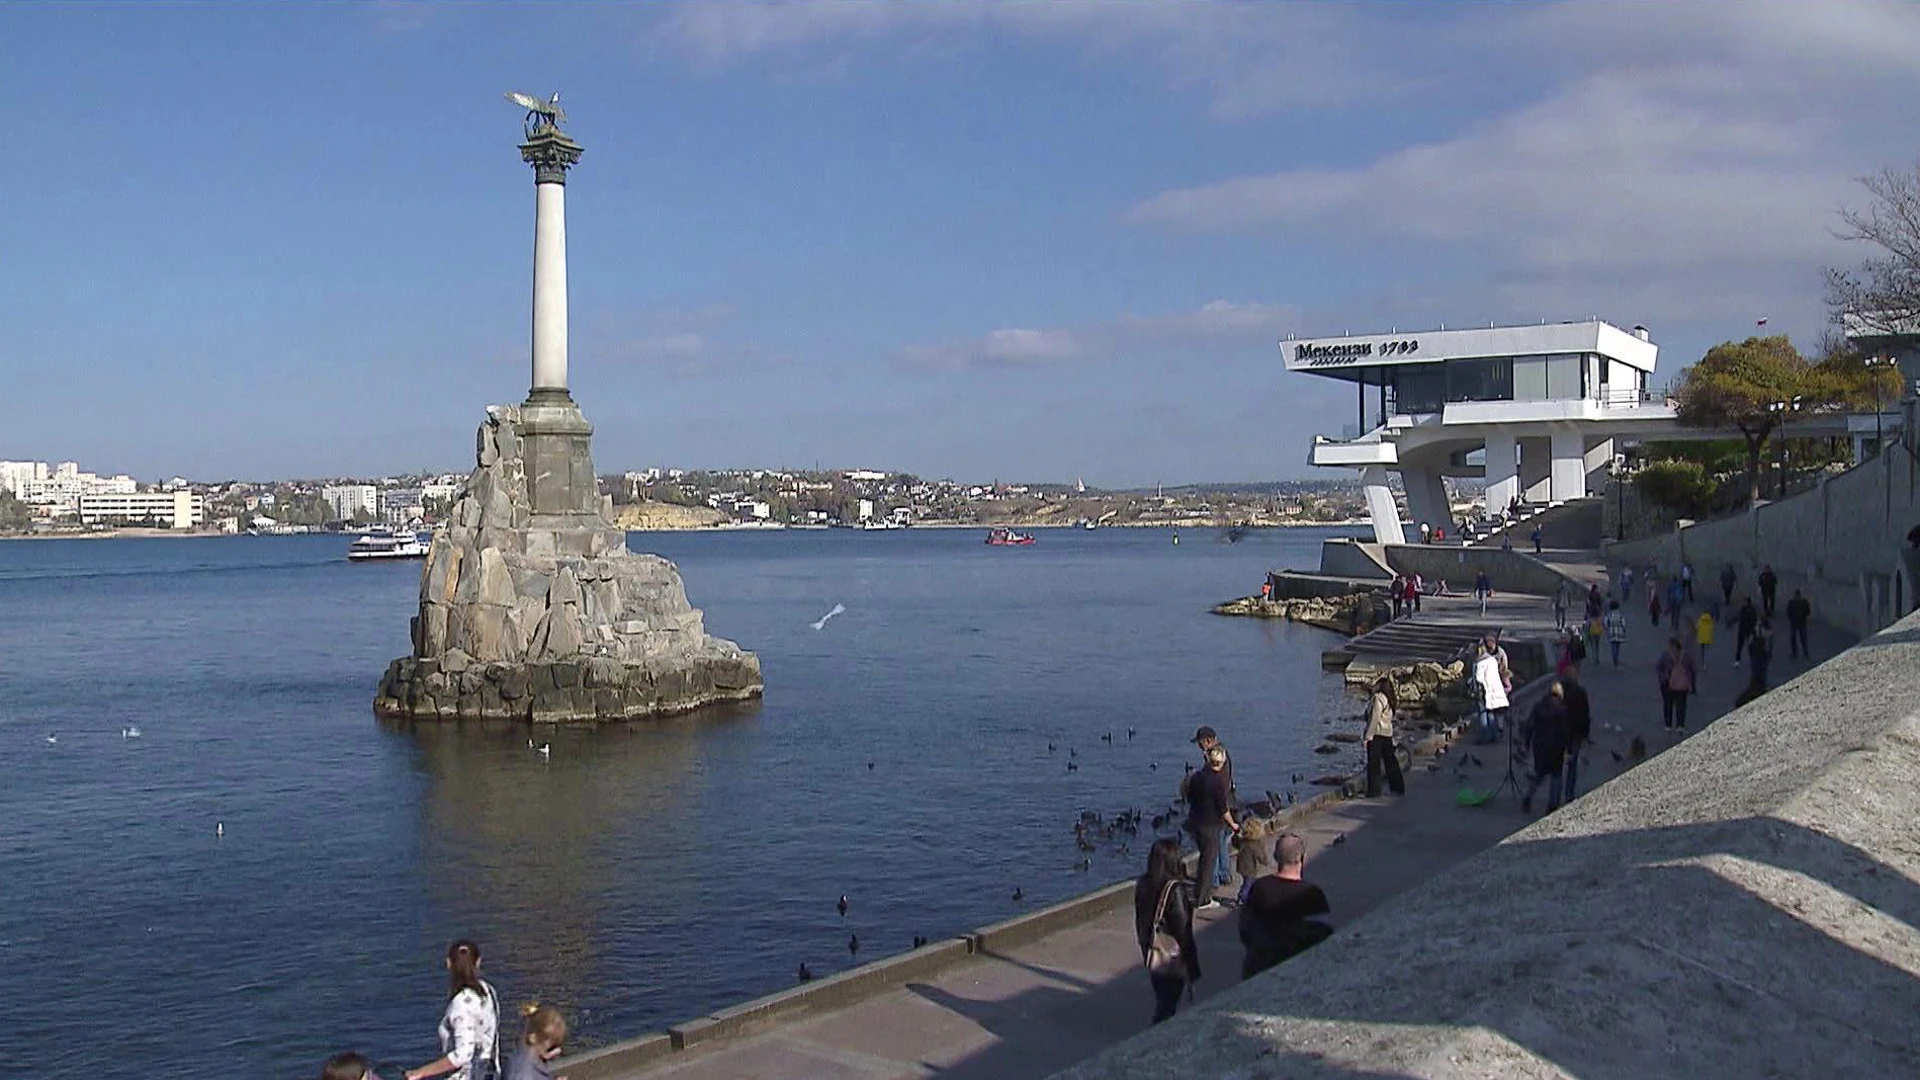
[1342,658,1475,718]
[373,405,762,723]
[1211,591,1390,634]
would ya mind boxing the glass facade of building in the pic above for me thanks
[1388,352,1617,415]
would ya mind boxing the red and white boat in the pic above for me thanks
[985,527,1036,546]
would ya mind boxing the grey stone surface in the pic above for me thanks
[374,403,761,723]
[1051,610,1920,1079]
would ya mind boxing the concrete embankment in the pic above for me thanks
[1055,610,1920,1080]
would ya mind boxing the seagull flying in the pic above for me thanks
[123,726,142,739]
[811,603,846,630]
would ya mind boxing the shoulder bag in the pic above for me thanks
[1145,880,1185,977]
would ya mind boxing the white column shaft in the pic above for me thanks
[531,180,569,393]
[1360,465,1406,545]
[1549,430,1587,502]
[1484,432,1519,512]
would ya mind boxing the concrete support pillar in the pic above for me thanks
[1584,437,1615,485]
[1853,434,1868,466]
[1360,465,1406,546]
[1519,437,1552,503]
[1484,432,1518,515]
[1400,465,1451,536]
[1550,429,1588,503]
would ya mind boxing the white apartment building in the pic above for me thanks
[321,484,379,521]
[0,460,47,496]
[380,488,425,525]
[3,460,139,509]
[78,490,204,529]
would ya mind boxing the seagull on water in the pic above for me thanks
[535,743,551,759]
[123,726,142,739]
[45,735,57,745]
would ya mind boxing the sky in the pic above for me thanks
[4,1,1920,487]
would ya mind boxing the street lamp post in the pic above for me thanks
[1866,356,1891,521]
[1766,396,1803,499]
[1610,452,1627,541]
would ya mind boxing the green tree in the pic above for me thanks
[1674,336,1822,505]
[1633,460,1717,519]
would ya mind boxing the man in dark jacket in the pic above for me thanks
[1734,598,1759,666]
[1560,667,1592,800]
[1521,682,1572,815]
[1183,745,1238,912]
[1719,563,1738,605]
[1758,564,1779,618]
[1786,589,1812,659]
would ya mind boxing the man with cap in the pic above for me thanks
[1192,726,1235,894]
[1183,735,1239,912]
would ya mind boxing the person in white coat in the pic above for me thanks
[1472,641,1510,745]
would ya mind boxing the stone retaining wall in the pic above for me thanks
[1607,436,1920,638]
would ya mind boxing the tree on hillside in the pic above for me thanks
[0,491,31,533]
[1674,336,1820,506]
[1827,159,1920,336]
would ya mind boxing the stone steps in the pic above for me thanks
[1339,618,1495,665]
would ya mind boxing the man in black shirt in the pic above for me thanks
[1183,745,1238,912]
[1192,725,1235,893]
[1238,833,1332,979]
[1786,589,1812,659]
[1758,564,1779,618]
[1559,667,1592,800]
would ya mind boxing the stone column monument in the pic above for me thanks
[374,95,762,724]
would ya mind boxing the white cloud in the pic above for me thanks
[1125,3,1920,324]
[895,299,1294,371]
[629,332,708,359]
[654,1,1405,117]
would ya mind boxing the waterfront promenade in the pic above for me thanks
[573,586,1854,1080]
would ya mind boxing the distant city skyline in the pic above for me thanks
[4,2,1918,485]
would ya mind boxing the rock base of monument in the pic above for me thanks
[374,653,762,724]
[372,400,763,724]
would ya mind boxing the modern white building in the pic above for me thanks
[1289,321,1669,544]
[78,490,204,529]
[321,484,379,521]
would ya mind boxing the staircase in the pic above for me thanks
[1470,498,1604,551]
[1340,616,1496,665]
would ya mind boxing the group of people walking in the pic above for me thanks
[320,941,569,1080]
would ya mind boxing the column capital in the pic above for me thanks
[520,126,584,185]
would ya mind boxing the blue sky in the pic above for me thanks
[4,1,1919,486]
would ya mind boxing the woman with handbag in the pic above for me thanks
[1134,838,1202,1023]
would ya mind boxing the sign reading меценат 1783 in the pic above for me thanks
[1286,339,1421,367]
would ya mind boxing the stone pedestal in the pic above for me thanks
[374,404,763,723]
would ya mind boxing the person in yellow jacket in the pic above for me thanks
[1695,609,1716,663]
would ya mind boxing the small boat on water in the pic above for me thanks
[985,527,1035,546]
[348,526,429,561]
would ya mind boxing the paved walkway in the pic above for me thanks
[606,590,1856,1080]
